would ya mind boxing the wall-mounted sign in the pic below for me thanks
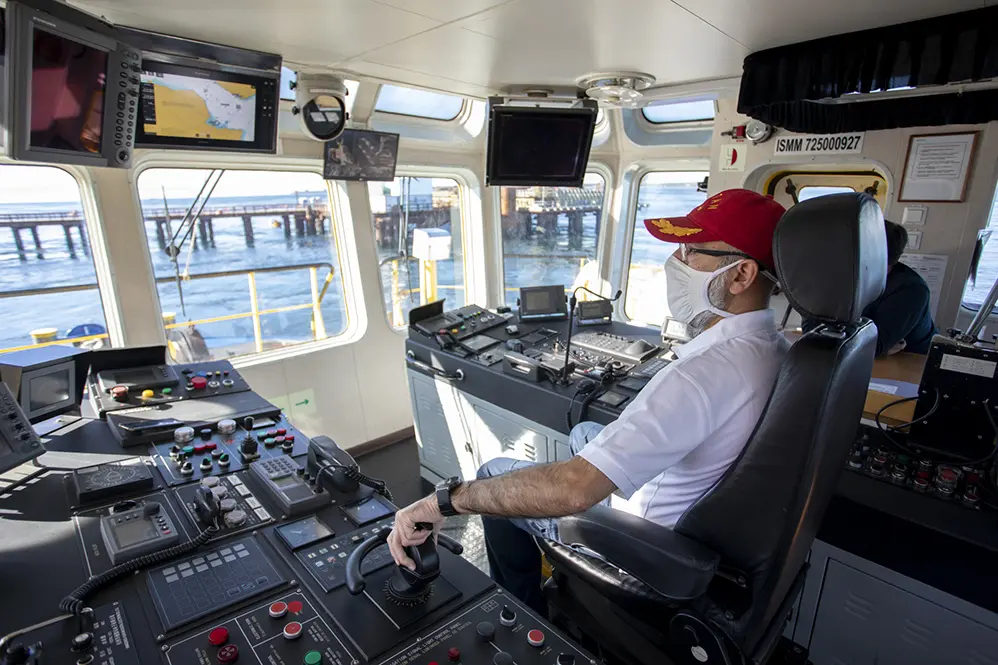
[899,132,978,202]
[719,144,746,172]
[773,133,865,156]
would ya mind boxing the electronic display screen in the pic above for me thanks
[341,495,395,527]
[112,517,157,549]
[29,27,108,154]
[273,475,298,489]
[135,60,278,153]
[525,290,552,311]
[487,106,596,187]
[109,368,160,386]
[277,516,334,550]
[322,129,399,182]
[520,286,565,316]
[28,369,71,413]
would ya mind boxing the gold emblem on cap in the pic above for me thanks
[648,219,702,237]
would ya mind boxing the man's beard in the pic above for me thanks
[687,271,734,338]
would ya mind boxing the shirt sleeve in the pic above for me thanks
[869,284,930,355]
[577,366,713,498]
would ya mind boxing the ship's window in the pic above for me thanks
[641,100,715,124]
[500,173,607,304]
[625,171,710,326]
[961,184,998,312]
[798,186,856,201]
[137,168,349,361]
[367,177,466,328]
[280,67,296,101]
[0,164,111,353]
[375,85,464,121]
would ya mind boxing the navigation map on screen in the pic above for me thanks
[140,71,256,141]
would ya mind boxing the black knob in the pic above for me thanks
[71,632,93,653]
[142,502,161,516]
[476,621,495,642]
[240,437,258,455]
[557,655,576,665]
[180,461,193,474]
[499,605,516,626]
[5,644,28,665]
[493,653,513,665]
[243,416,255,430]
[219,453,230,465]
[200,428,213,441]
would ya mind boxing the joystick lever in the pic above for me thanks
[345,526,463,603]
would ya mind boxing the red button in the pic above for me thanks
[267,429,279,437]
[217,645,239,663]
[269,601,288,618]
[447,647,461,661]
[276,428,287,436]
[194,444,208,454]
[283,622,303,640]
[274,436,286,445]
[285,435,295,443]
[288,600,303,614]
[205,442,217,451]
[192,376,208,390]
[527,629,545,647]
[111,385,129,401]
[208,626,229,646]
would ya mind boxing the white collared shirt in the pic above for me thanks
[578,309,789,528]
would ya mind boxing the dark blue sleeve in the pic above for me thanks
[867,284,931,356]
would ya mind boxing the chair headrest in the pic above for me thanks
[774,193,886,323]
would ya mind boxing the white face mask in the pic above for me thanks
[664,254,743,325]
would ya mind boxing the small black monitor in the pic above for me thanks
[0,345,90,423]
[322,128,399,182]
[519,285,568,321]
[486,104,597,187]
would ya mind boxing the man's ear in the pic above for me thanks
[727,260,759,295]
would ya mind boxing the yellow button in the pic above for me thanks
[141,389,155,399]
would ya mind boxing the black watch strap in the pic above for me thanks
[436,477,461,517]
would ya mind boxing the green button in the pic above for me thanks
[182,445,194,455]
[303,651,321,665]
[161,387,173,395]
[264,438,276,447]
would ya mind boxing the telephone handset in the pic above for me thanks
[306,435,393,501]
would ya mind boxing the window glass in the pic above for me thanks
[280,67,296,101]
[375,84,464,120]
[0,164,110,352]
[641,100,715,124]
[500,174,606,303]
[962,186,998,310]
[367,177,466,327]
[798,186,855,202]
[625,172,709,326]
[137,169,349,361]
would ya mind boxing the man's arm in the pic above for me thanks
[386,458,616,569]
[869,285,930,356]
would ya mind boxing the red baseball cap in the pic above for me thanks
[643,189,786,270]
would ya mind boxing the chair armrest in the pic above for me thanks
[557,505,720,600]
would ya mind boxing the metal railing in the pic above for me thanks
[0,262,336,355]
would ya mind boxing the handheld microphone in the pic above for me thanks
[561,287,623,384]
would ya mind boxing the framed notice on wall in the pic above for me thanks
[899,132,978,202]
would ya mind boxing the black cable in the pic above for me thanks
[59,527,218,616]
[316,460,394,502]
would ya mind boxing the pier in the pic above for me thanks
[142,203,332,250]
[0,211,89,260]
[500,187,603,250]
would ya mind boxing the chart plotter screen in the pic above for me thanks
[141,71,256,142]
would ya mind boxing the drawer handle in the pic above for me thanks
[406,351,465,382]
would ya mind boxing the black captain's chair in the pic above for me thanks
[539,193,888,665]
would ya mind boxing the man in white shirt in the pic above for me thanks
[388,189,790,614]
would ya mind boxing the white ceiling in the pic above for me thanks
[73,0,988,98]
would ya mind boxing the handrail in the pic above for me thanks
[0,262,336,355]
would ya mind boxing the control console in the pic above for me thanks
[376,591,591,665]
[91,360,251,416]
[100,500,180,565]
[0,380,45,474]
[411,303,508,341]
[571,331,661,363]
[845,428,990,510]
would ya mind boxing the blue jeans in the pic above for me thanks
[477,421,605,615]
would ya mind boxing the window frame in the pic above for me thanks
[373,84,467,122]
[493,161,615,307]
[130,155,360,365]
[371,167,475,334]
[617,162,711,325]
[0,159,123,350]
[764,170,889,210]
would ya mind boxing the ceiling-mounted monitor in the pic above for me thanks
[2,0,140,168]
[486,102,597,187]
[118,26,281,154]
[322,128,399,182]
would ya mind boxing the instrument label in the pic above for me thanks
[774,133,865,156]
[940,353,997,378]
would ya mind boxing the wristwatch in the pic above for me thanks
[435,476,462,517]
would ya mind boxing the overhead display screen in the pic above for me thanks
[135,60,278,153]
[322,128,399,182]
[29,27,108,154]
[140,70,256,142]
[486,106,596,187]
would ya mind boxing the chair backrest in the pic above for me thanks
[673,192,887,653]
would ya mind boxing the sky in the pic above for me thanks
[0,165,84,204]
